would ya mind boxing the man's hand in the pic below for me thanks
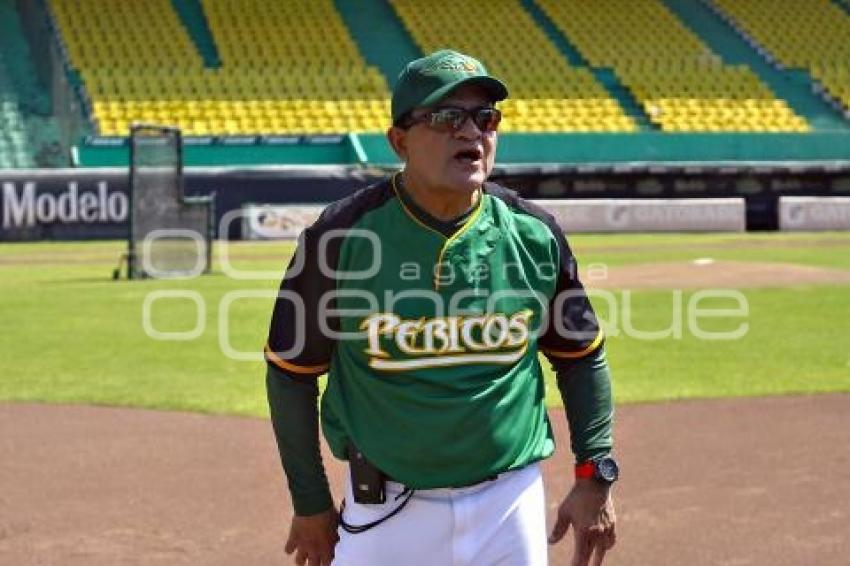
[284,508,339,566]
[548,479,616,566]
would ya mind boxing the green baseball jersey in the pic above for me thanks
[265,175,603,489]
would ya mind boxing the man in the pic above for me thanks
[265,49,617,566]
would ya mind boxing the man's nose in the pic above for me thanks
[455,115,482,140]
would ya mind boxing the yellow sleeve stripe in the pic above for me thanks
[540,330,605,360]
[264,344,329,375]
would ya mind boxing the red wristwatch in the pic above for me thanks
[574,456,619,484]
[574,460,597,480]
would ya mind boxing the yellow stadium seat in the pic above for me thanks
[713,0,850,114]
[49,0,391,136]
[537,0,809,132]
[388,0,634,132]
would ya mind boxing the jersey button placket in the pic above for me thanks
[435,249,451,290]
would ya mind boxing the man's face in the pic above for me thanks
[389,84,499,195]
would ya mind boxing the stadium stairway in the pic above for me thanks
[0,0,49,115]
[0,59,30,168]
[832,0,850,16]
[170,0,220,68]
[0,0,67,167]
[591,69,653,131]
[334,0,421,86]
[521,0,652,130]
[519,0,584,65]
[663,0,850,131]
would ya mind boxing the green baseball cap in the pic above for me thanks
[391,49,509,124]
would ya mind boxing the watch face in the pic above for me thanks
[596,457,619,483]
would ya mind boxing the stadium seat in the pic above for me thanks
[712,0,850,115]
[45,0,832,138]
[389,0,636,133]
[48,0,390,136]
[0,3,64,167]
[0,77,34,168]
[536,0,809,132]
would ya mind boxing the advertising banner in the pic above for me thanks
[1,173,129,240]
[536,198,746,232]
[7,167,834,240]
[0,168,380,241]
[778,196,850,231]
[241,204,325,239]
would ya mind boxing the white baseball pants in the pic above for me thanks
[332,463,547,566]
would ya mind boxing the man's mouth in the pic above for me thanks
[454,148,483,163]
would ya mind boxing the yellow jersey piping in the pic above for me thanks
[540,329,605,359]
[391,172,445,238]
[264,344,329,375]
[389,172,485,290]
[434,196,484,288]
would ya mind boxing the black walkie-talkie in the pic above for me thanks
[347,443,386,504]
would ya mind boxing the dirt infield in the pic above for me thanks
[1,395,848,565]
[589,261,850,290]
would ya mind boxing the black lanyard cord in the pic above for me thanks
[339,488,415,534]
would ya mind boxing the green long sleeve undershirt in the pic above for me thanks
[551,345,615,463]
[266,345,614,515]
[266,368,334,516]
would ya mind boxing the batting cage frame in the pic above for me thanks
[117,124,215,280]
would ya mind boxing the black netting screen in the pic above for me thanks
[128,125,212,279]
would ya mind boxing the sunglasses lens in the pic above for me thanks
[424,107,501,132]
[430,109,465,131]
[474,108,501,132]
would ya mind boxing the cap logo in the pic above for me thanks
[425,56,479,75]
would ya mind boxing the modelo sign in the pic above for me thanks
[1,177,128,240]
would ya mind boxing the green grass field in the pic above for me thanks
[2,232,849,417]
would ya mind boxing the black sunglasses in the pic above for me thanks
[400,106,502,133]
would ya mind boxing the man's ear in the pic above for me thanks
[386,126,407,161]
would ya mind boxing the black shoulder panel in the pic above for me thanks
[309,177,396,235]
[484,181,602,359]
[483,181,570,254]
[265,177,396,380]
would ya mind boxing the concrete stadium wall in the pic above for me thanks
[0,167,382,241]
[241,199,745,239]
[2,167,848,241]
[778,197,850,231]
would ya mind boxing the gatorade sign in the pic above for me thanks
[536,198,746,232]
[779,196,850,231]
